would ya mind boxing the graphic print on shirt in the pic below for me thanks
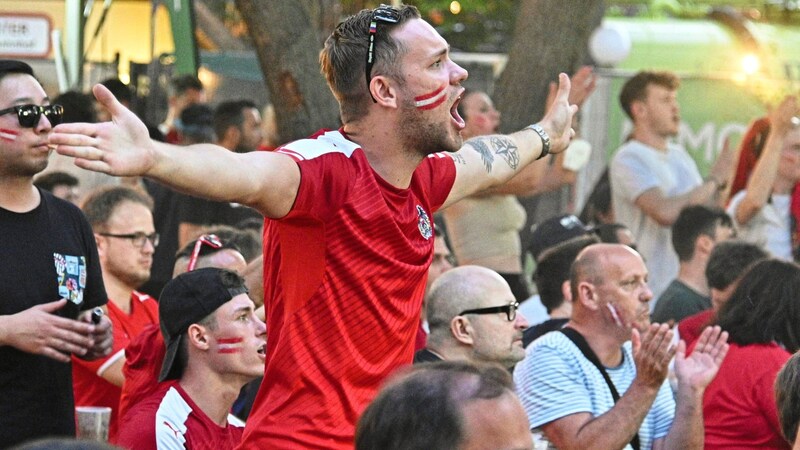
[416,205,432,240]
[54,253,86,306]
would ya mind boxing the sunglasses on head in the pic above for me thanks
[0,104,64,128]
[365,4,400,103]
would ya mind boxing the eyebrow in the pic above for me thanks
[232,305,254,316]
[10,96,50,105]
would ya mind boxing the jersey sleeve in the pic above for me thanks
[610,149,662,203]
[285,153,354,222]
[413,153,456,212]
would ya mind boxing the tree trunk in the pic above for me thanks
[234,0,341,143]
[494,0,605,132]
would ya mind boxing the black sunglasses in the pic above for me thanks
[365,4,400,103]
[0,104,64,128]
[459,301,520,322]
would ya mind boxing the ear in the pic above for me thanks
[223,126,241,146]
[696,235,714,258]
[561,280,573,304]
[369,75,398,108]
[449,316,474,345]
[630,100,646,120]
[576,281,601,311]
[94,234,108,259]
[186,323,211,351]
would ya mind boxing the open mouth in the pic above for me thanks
[257,343,266,358]
[451,91,465,130]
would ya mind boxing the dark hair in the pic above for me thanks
[619,71,680,120]
[100,78,133,104]
[776,351,800,445]
[53,91,97,124]
[705,240,768,290]
[178,103,215,144]
[0,59,34,84]
[170,74,204,96]
[578,169,611,226]
[716,259,800,352]
[10,438,120,450]
[594,223,628,244]
[319,5,420,123]
[671,205,731,262]
[213,100,257,141]
[34,171,79,191]
[355,361,513,450]
[535,238,597,313]
[81,186,154,230]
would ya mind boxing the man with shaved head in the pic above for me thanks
[415,265,528,370]
[515,243,729,450]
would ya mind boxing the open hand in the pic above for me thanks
[49,84,156,177]
[674,325,729,391]
[632,323,675,389]
[539,73,579,155]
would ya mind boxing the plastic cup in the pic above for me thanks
[75,406,111,442]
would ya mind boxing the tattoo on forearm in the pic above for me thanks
[491,137,519,170]
[450,152,467,165]
[466,140,494,172]
[466,137,520,173]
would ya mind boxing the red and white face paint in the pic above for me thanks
[0,128,19,142]
[216,337,244,354]
[414,84,447,111]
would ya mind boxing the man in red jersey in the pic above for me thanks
[72,186,160,441]
[117,267,266,449]
[50,5,577,448]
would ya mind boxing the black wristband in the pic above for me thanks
[526,124,551,160]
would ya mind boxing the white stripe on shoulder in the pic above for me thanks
[427,152,450,159]
[96,349,125,376]
[155,386,191,450]
[277,130,360,161]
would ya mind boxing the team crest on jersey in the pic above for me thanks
[416,205,432,240]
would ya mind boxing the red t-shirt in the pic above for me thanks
[677,309,714,348]
[699,342,791,450]
[72,291,158,441]
[240,130,456,449]
[118,323,166,421]
[117,381,243,449]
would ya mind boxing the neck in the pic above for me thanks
[549,302,572,320]
[180,367,245,427]
[677,260,709,296]
[102,274,135,314]
[343,120,423,189]
[0,177,40,212]
[631,129,670,152]
[567,318,624,367]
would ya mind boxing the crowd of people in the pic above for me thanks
[2,3,800,450]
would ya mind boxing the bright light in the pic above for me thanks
[449,1,462,15]
[741,54,760,76]
[119,72,130,85]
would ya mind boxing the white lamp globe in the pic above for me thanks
[589,24,632,67]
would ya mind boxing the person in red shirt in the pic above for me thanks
[117,267,266,449]
[72,186,159,441]
[50,5,578,447]
[698,259,800,449]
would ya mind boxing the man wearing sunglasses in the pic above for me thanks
[0,59,113,446]
[50,5,577,448]
[415,265,528,371]
[72,185,160,441]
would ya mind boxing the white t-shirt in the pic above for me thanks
[610,140,703,303]
[727,190,793,260]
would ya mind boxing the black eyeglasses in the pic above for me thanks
[0,104,63,128]
[459,301,520,322]
[99,232,159,249]
[365,4,400,102]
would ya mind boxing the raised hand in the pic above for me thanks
[0,299,96,363]
[674,325,729,391]
[539,73,579,155]
[631,323,676,389]
[49,84,157,177]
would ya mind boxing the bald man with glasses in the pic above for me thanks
[416,265,529,370]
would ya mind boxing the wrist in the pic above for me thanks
[526,123,551,160]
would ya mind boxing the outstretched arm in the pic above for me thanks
[441,73,577,209]
[49,85,300,219]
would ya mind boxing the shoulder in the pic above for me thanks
[276,129,360,162]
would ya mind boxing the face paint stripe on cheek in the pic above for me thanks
[0,128,19,142]
[414,85,447,110]
[217,337,244,354]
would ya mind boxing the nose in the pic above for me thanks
[450,60,468,85]
[515,313,529,329]
[640,283,653,303]
[35,111,52,134]
[255,316,267,337]
[142,237,157,254]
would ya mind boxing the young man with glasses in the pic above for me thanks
[416,265,528,370]
[73,185,159,441]
[0,59,113,446]
[50,5,577,448]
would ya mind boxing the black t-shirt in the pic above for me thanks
[0,189,106,447]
